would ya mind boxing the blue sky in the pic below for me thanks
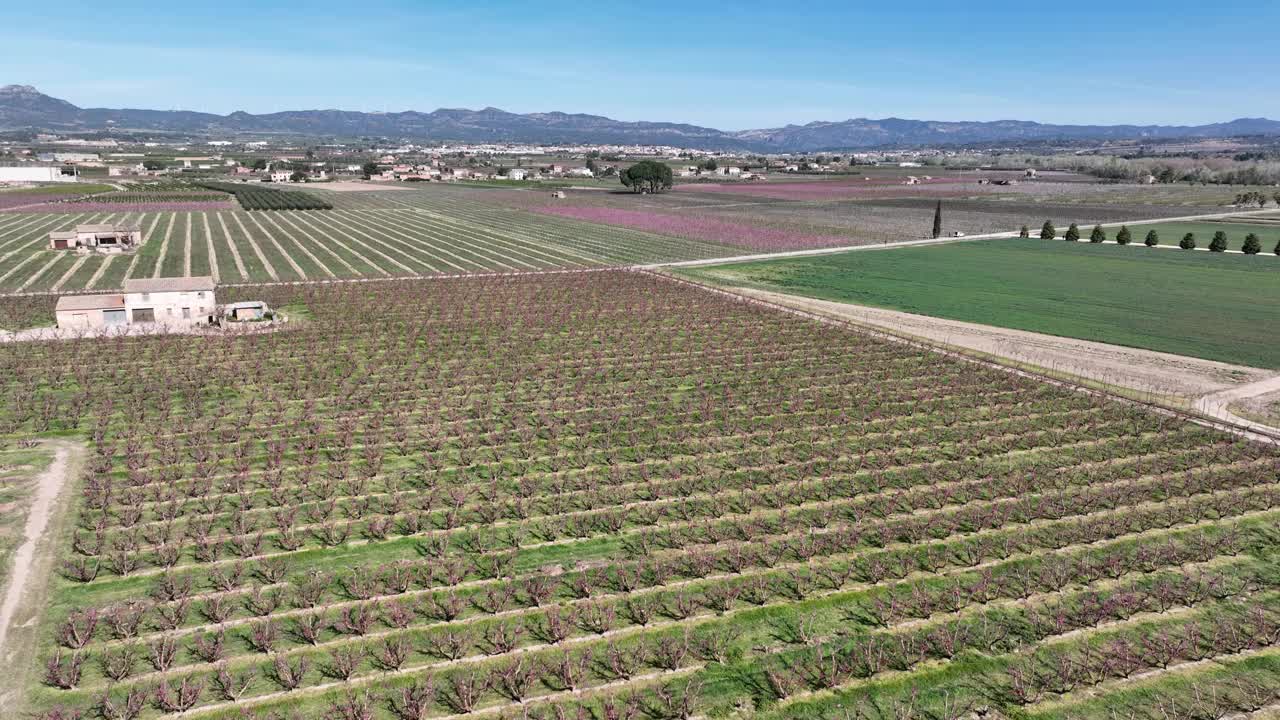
[6,1,1277,129]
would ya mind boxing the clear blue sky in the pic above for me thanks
[5,1,1276,129]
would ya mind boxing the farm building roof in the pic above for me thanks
[123,276,216,293]
[55,294,125,312]
[48,231,77,239]
[77,223,140,233]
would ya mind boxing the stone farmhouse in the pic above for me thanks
[55,276,217,330]
[49,224,143,253]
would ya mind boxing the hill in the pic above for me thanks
[4,84,1280,150]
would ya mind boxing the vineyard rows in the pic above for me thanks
[0,204,739,294]
[195,183,334,212]
[2,272,1276,720]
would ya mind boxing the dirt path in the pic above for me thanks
[1195,375,1280,436]
[0,440,84,708]
[734,288,1275,403]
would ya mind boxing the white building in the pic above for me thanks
[49,224,143,253]
[270,170,292,183]
[0,166,79,183]
[56,276,217,330]
[507,168,528,180]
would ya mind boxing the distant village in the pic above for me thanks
[0,133,990,187]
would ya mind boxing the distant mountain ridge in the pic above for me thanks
[4,84,1280,151]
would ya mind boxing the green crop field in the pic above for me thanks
[5,272,1279,720]
[676,238,1280,368]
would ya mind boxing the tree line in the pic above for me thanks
[1023,221,1277,254]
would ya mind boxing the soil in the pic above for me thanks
[0,440,84,709]
[732,288,1275,402]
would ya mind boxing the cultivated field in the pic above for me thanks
[0,202,734,293]
[1,177,1268,293]
[4,272,1279,720]
[676,239,1280,369]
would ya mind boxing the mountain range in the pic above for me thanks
[4,84,1280,152]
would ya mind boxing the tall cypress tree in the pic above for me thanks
[932,201,942,239]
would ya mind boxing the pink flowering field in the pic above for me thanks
[674,177,980,201]
[0,193,84,210]
[533,205,854,251]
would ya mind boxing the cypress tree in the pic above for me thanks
[1145,229,1159,247]
[1089,224,1106,243]
[1274,238,1280,255]
[1242,233,1261,255]
[932,201,942,239]
[1040,221,1055,240]
[1065,223,1080,242]
[1116,226,1132,245]
[1180,232,1197,250]
[1209,231,1228,252]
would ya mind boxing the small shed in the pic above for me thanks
[550,190,566,199]
[224,301,269,322]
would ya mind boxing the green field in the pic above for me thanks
[676,238,1280,368]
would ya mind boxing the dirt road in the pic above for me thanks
[1194,376,1280,436]
[0,440,82,707]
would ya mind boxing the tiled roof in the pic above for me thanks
[55,294,125,311]
[122,276,216,293]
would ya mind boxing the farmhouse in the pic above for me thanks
[269,170,292,183]
[0,165,79,183]
[507,168,528,180]
[49,224,143,253]
[55,276,217,330]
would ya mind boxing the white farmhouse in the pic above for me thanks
[55,276,217,330]
[0,165,79,183]
[507,168,528,180]
[49,224,143,253]
[269,170,292,183]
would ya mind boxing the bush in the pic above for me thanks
[1144,229,1159,247]
[1019,225,1029,238]
[1116,226,1131,245]
[1039,221,1055,240]
[1065,223,1080,242]
[1179,232,1197,250]
[1089,224,1106,243]
[1209,231,1229,252]
[1241,233,1261,255]
[1274,238,1280,255]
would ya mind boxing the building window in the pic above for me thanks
[197,292,205,299]
[141,292,150,302]
[182,307,191,319]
